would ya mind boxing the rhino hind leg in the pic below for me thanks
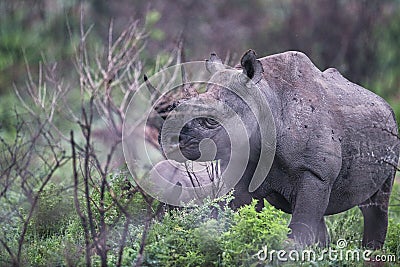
[358,174,394,250]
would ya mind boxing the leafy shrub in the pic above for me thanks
[221,200,289,266]
[144,198,232,267]
[385,181,400,259]
[385,218,400,259]
[23,235,64,267]
[144,197,289,267]
[27,183,75,238]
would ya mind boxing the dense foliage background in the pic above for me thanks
[0,0,399,266]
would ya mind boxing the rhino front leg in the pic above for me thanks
[317,217,329,246]
[288,171,331,246]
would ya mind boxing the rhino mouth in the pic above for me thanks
[163,142,203,162]
[163,135,220,163]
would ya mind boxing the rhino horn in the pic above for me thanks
[180,56,198,98]
[174,41,198,98]
[205,52,225,74]
[240,49,264,83]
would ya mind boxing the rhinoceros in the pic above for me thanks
[148,50,399,249]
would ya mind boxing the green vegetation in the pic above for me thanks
[1,177,399,266]
[145,198,289,266]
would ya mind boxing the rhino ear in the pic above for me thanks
[205,52,224,74]
[240,50,263,83]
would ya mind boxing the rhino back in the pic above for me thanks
[322,67,398,212]
[258,51,399,212]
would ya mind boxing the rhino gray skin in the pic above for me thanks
[153,50,400,248]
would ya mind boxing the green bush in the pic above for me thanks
[386,183,400,258]
[27,183,75,239]
[23,235,64,267]
[221,200,289,266]
[385,218,400,259]
[144,199,232,267]
[144,198,289,267]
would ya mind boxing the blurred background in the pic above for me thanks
[1,0,400,123]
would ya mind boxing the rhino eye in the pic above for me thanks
[200,117,220,129]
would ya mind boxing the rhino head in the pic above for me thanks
[156,50,260,159]
[151,50,275,192]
